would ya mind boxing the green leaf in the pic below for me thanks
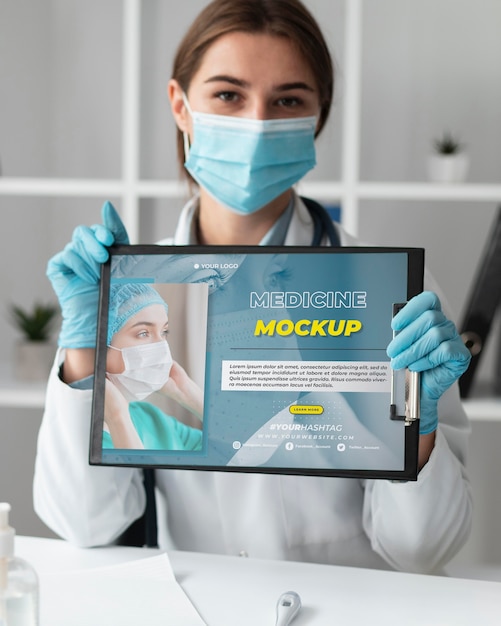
[433,131,463,155]
[9,302,59,341]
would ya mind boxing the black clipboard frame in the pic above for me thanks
[90,245,424,481]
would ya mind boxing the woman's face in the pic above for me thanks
[170,31,320,134]
[106,304,169,374]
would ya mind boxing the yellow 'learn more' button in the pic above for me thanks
[289,405,324,415]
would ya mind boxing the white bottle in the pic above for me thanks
[0,503,38,626]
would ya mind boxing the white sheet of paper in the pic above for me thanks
[39,553,206,626]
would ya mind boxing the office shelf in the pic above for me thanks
[2,177,500,229]
[355,183,501,202]
[0,386,46,409]
[463,398,501,423]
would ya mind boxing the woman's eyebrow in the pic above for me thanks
[128,317,169,329]
[204,76,314,93]
[276,81,315,93]
[129,321,155,328]
[204,75,250,87]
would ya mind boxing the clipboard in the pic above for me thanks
[90,245,424,481]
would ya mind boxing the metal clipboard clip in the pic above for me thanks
[389,303,420,427]
[390,369,420,426]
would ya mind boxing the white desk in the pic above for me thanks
[16,536,501,625]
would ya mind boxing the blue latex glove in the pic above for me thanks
[47,201,129,348]
[386,291,471,435]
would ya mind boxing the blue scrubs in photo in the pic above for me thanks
[102,401,203,451]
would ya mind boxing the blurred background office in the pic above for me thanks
[0,0,500,579]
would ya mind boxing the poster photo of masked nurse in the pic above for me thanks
[103,282,206,451]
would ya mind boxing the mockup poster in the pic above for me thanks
[91,246,423,480]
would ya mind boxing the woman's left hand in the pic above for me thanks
[386,291,471,435]
[160,361,204,422]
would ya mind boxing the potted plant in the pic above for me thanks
[9,302,59,381]
[428,131,469,183]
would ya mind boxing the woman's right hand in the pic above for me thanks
[47,201,129,349]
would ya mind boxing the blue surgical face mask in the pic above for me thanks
[182,95,317,215]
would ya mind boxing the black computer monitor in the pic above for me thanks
[458,205,501,398]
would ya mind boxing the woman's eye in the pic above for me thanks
[215,91,239,103]
[161,329,170,338]
[277,96,301,108]
[137,330,150,338]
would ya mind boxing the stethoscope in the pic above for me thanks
[301,196,341,247]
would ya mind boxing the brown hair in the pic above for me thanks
[171,0,335,177]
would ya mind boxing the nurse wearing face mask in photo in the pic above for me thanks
[103,283,203,451]
[35,0,472,574]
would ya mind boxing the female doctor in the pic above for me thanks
[34,0,472,574]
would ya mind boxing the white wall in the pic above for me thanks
[360,0,501,183]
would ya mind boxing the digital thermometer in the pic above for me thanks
[275,591,302,626]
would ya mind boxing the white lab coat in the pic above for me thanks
[33,194,472,574]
